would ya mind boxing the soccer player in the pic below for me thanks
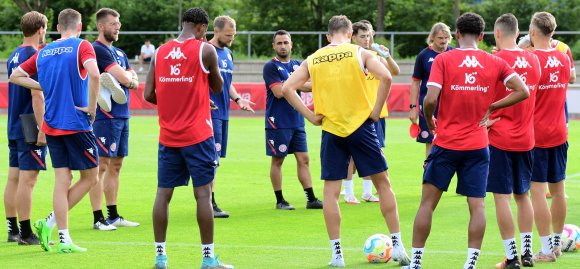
[4,11,47,245]
[282,15,411,267]
[342,21,398,204]
[406,12,529,269]
[144,7,232,269]
[527,12,571,262]
[488,13,540,269]
[262,30,323,210]
[10,8,101,253]
[409,22,453,157]
[88,8,140,231]
[208,16,254,218]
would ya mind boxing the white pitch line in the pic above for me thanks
[78,241,580,259]
[566,172,580,179]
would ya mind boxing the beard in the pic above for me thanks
[276,50,289,58]
[218,38,231,48]
[104,31,118,43]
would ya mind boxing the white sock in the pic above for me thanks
[330,239,344,262]
[343,180,354,197]
[540,235,552,255]
[391,232,405,249]
[553,233,562,248]
[503,238,517,260]
[58,229,72,244]
[46,212,56,229]
[410,248,424,268]
[464,248,480,269]
[520,232,533,257]
[155,242,166,256]
[362,179,373,196]
[202,243,214,258]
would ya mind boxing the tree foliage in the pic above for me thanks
[1,0,579,59]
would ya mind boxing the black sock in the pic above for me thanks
[93,210,105,223]
[304,187,317,202]
[19,219,32,239]
[211,192,216,206]
[274,190,284,203]
[107,205,119,220]
[6,217,18,235]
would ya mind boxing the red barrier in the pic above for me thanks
[0,82,412,112]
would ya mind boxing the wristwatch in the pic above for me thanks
[409,104,417,109]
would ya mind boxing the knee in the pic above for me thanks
[297,155,310,167]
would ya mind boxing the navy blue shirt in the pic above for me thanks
[210,45,234,120]
[7,46,37,140]
[412,46,454,97]
[263,58,305,129]
[93,40,131,119]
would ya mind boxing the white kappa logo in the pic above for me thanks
[512,57,532,69]
[99,137,106,144]
[164,47,187,60]
[87,148,94,155]
[170,64,181,75]
[544,56,563,68]
[34,149,42,157]
[458,56,483,68]
[269,116,275,123]
[10,53,19,64]
[428,57,435,62]
[465,72,477,84]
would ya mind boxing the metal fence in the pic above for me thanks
[1,30,580,59]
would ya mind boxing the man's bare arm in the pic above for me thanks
[363,49,392,121]
[9,68,42,91]
[144,54,157,104]
[202,44,223,94]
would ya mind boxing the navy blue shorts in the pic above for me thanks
[374,118,386,148]
[8,139,47,171]
[46,132,99,170]
[531,142,568,183]
[265,127,308,157]
[157,137,217,188]
[93,119,129,157]
[320,120,387,180]
[423,145,489,198]
[417,97,436,143]
[212,119,228,158]
[487,145,533,195]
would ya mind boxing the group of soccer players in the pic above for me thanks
[404,12,574,269]
[2,5,576,269]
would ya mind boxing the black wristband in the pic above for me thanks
[410,104,417,109]
[234,97,241,103]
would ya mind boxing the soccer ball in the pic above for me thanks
[562,224,580,252]
[363,234,393,263]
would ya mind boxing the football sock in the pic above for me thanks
[330,239,343,262]
[107,205,119,220]
[362,179,373,196]
[93,210,105,224]
[155,242,166,256]
[520,232,533,257]
[343,180,354,197]
[391,232,404,249]
[463,248,480,269]
[553,233,562,248]
[274,190,284,204]
[540,235,552,255]
[19,219,32,239]
[46,211,56,229]
[303,187,316,202]
[202,243,215,258]
[503,238,517,260]
[411,248,424,268]
[211,192,216,206]
[58,229,72,244]
[6,217,18,235]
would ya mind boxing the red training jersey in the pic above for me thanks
[533,49,571,148]
[427,48,517,150]
[488,49,541,151]
[154,38,212,147]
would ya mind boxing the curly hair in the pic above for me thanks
[456,12,485,36]
[182,7,209,25]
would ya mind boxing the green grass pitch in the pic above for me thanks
[0,116,579,268]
